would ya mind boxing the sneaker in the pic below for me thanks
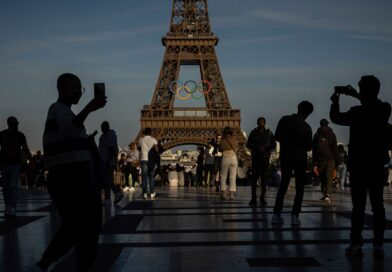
[271,213,284,225]
[291,215,301,226]
[345,245,363,257]
[143,193,148,200]
[324,197,331,203]
[123,186,129,192]
[150,192,156,199]
[248,199,257,207]
[129,186,135,192]
[373,245,385,258]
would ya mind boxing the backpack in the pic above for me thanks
[316,133,330,157]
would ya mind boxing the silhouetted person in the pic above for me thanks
[138,127,158,199]
[31,73,106,271]
[212,133,223,191]
[196,146,205,187]
[99,121,122,205]
[330,75,391,258]
[247,117,276,207]
[336,144,348,189]
[0,116,32,218]
[32,150,46,189]
[312,118,338,203]
[272,101,313,226]
[203,141,215,186]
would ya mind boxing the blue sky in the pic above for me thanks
[1,0,392,150]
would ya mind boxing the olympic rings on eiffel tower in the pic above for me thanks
[169,80,212,100]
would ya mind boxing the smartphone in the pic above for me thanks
[94,83,105,98]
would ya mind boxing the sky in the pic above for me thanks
[1,0,392,150]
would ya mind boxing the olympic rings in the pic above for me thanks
[176,85,191,100]
[184,80,198,94]
[198,80,212,94]
[169,80,212,100]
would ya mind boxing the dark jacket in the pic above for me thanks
[312,126,338,162]
[330,98,391,170]
[275,114,313,164]
[247,127,275,159]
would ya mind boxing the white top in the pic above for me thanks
[127,149,140,163]
[138,135,157,161]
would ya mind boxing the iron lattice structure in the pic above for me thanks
[135,0,248,160]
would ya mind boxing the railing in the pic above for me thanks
[140,108,241,119]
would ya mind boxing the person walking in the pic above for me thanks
[219,127,238,200]
[0,116,32,218]
[138,128,158,199]
[30,73,106,271]
[99,121,123,205]
[330,75,391,258]
[272,101,313,226]
[247,117,276,207]
[312,119,338,203]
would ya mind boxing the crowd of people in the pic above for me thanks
[0,73,391,271]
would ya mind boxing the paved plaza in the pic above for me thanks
[1,184,392,271]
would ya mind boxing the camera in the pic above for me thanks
[334,85,359,98]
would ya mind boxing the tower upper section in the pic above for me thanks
[164,0,218,47]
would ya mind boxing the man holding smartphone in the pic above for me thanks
[330,75,391,258]
[31,73,106,271]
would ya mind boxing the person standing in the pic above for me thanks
[247,117,276,207]
[31,73,106,271]
[272,101,313,226]
[99,121,122,205]
[203,141,215,187]
[0,116,32,218]
[220,127,238,200]
[138,128,158,199]
[196,146,205,187]
[125,142,140,192]
[312,119,338,203]
[336,144,348,189]
[330,75,391,257]
[212,134,223,192]
[118,153,128,189]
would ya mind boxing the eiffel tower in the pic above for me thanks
[135,0,248,159]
